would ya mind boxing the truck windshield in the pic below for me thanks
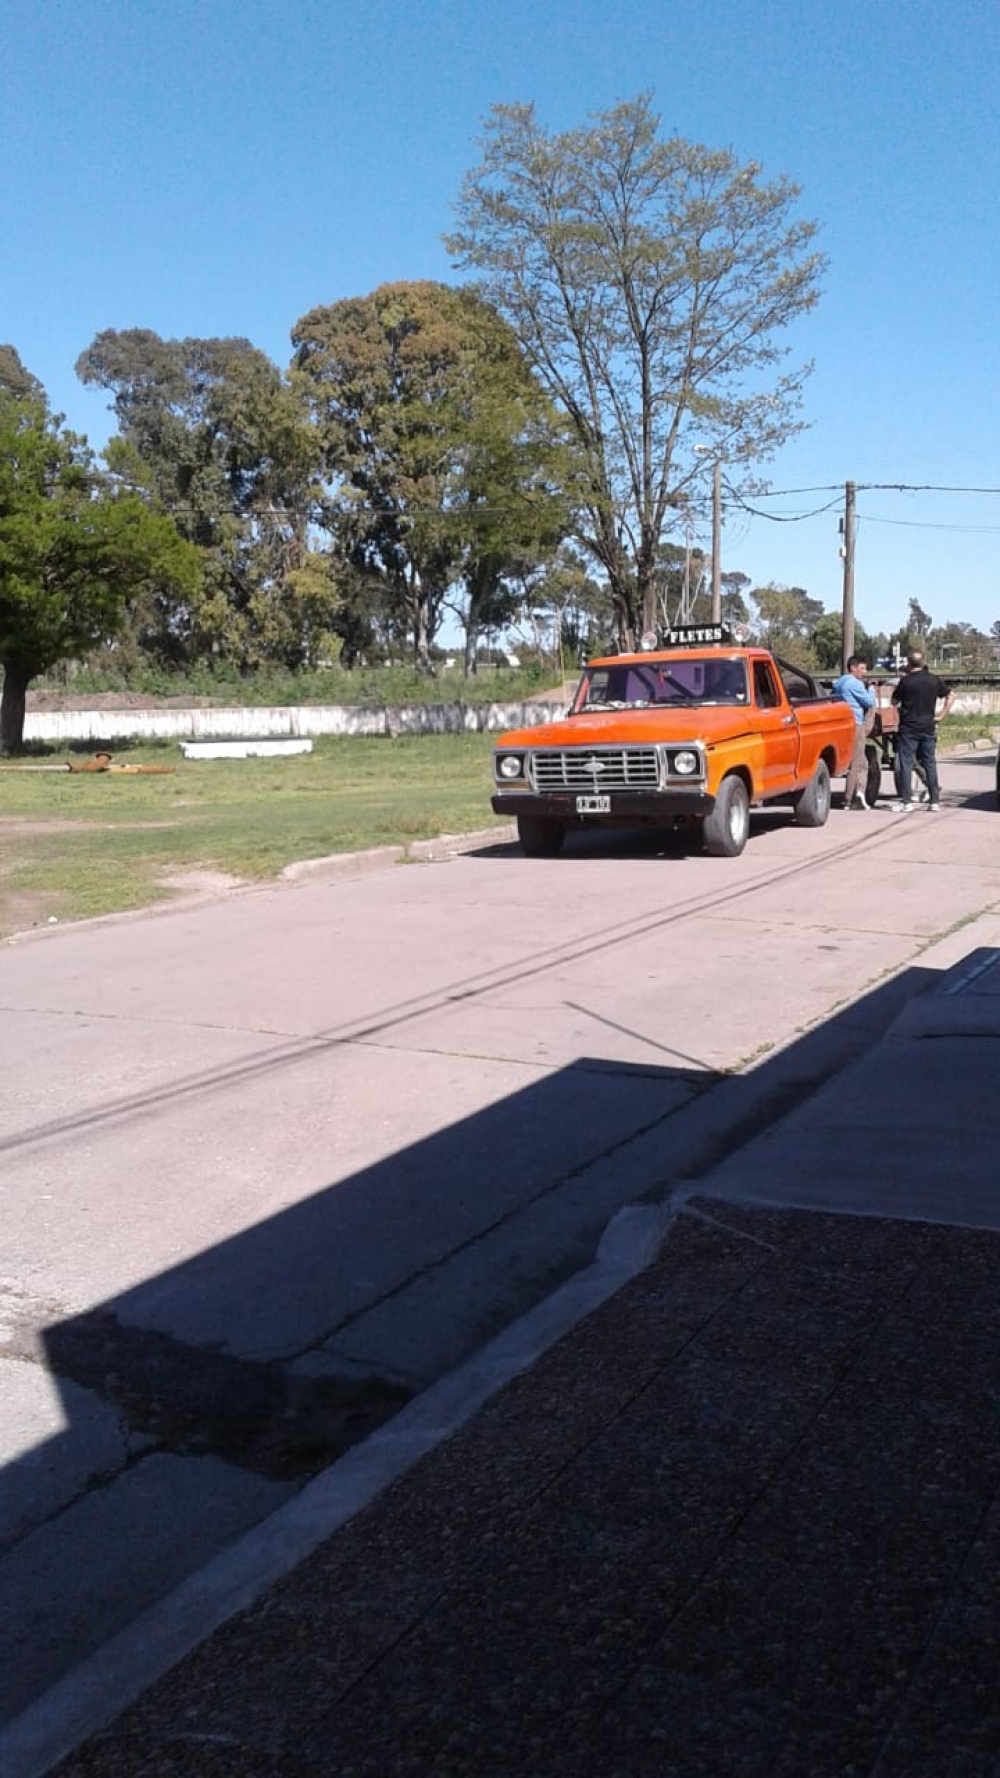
[576,657,748,711]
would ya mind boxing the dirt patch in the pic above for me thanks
[157,868,249,897]
[0,818,183,838]
[0,864,248,945]
[524,681,576,703]
[0,818,112,838]
[0,888,62,939]
[26,690,223,711]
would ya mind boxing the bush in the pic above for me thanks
[33,655,561,708]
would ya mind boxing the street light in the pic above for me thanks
[693,448,722,623]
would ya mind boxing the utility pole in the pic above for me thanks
[711,459,722,624]
[841,480,856,670]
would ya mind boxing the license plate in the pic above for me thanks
[576,794,611,814]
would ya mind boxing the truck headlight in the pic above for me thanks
[672,750,700,775]
[496,754,525,780]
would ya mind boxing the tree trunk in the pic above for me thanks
[638,571,657,639]
[0,658,30,754]
[596,526,638,650]
[606,565,638,652]
[403,565,435,675]
[636,538,658,638]
[414,605,432,672]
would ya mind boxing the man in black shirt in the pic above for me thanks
[891,651,954,811]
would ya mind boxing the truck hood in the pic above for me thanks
[495,708,755,749]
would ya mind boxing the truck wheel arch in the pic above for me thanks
[794,759,832,828]
[703,772,751,857]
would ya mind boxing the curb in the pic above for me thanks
[2,825,517,947]
[281,845,406,882]
[280,826,515,881]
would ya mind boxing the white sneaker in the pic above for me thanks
[891,801,913,813]
[928,802,941,811]
[851,794,870,810]
[916,784,930,803]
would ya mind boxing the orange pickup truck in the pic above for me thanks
[491,627,857,858]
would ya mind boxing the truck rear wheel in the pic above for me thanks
[794,760,831,827]
[517,813,566,857]
[703,775,749,857]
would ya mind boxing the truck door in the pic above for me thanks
[752,659,800,792]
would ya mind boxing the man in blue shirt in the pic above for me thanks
[833,655,877,810]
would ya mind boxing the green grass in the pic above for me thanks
[3,712,997,940]
[0,733,507,936]
[938,713,1000,749]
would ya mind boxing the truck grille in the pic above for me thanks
[531,747,661,790]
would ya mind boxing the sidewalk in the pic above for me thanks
[15,947,1000,1775]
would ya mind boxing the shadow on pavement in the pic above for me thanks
[2,964,934,1730]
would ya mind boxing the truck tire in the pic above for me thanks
[865,746,883,807]
[517,813,566,857]
[703,775,750,857]
[794,760,831,827]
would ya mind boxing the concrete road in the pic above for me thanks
[2,753,1000,1723]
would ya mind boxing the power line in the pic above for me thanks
[115,478,1000,529]
[747,480,1000,498]
[725,480,1000,533]
[724,492,844,523]
[856,481,1000,495]
[858,513,1000,534]
[737,483,843,497]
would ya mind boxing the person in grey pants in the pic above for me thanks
[833,655,876,809]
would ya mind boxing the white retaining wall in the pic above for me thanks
[22,689,1000,747]
[22,701,570,745]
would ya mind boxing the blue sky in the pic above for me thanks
[4,0,999,641]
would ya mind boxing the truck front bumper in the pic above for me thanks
[491,789,714,824]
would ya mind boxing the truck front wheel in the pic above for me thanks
[517,813,566,857]
[794,760,832,827]
[703,776,750,857]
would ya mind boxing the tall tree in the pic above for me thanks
[811,609,873,671]
[928,619,989,672]
[292,281,571,671]
[0,385,199,751]
[520,545,609,667]
[448,309,575,672]
[907,596,932,639]
[76,330,335,670]
[447,94,824,647]
[719,571,752,632]
[0,344,45,402]
[750,583,824,663]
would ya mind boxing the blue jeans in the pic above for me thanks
[895,728,939,803]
